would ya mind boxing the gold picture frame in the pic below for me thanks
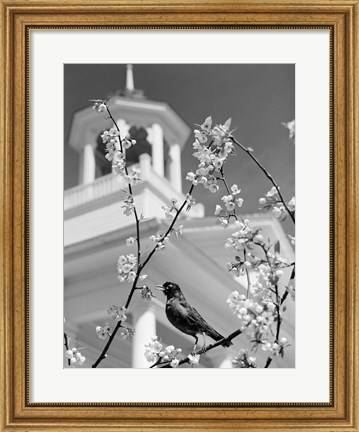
[1,1,358,430]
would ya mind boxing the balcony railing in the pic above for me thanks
[64,172,126,210]
[64,156,188,212]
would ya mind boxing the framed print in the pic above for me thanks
[1,0,358,431]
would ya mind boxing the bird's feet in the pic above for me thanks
[191,348,197,356]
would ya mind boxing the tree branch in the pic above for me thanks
[63,332,71,366]
[230,136,295,224]
[155,329,242,368]
[92,107,197,367]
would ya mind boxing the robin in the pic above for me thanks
[155,281,233,352]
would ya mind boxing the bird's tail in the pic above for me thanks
[208,329,233,347]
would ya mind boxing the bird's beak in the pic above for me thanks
[155,284,164,291]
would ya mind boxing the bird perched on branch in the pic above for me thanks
[155,281,233,352]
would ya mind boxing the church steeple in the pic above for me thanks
[114,64,145,99]
[68,64,195,195]
[126,64,135,92]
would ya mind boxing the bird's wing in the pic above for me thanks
[179,299,225,341]
[182,302,212,331]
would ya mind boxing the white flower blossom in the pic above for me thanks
[96,324,111,340]
[65,347,86,366]
[126,237,135,246]
[281,119,295,141]
[123,193,135,216]
[90,99,107,113]
[107,305,127,322]
[144,337,183,365]
[117,254,137,282]
[188,353,200,366]
[124,167,142,186]
[232,349,256,368]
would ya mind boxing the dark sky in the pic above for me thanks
[64,64,294,226]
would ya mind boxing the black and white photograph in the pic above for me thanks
[63,64,295,369]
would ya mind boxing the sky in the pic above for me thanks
[64,64,295,227]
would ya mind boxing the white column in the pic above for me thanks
[131,304,157,368]
[151,123,164,176]
[169,142,182,192]
[80,143,96,184]
[139,153,151,181]
[126,64,135,91]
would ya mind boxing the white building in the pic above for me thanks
[64,66,295,368]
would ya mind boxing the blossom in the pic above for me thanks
[107,305,127,322]
[261,337,289,357]
[224,219,257,250]
[124,167,142,186]
[230,184,241,195]
[201,116,212,131]
[112,151,126,175]
[140,285,155,300]
[161,198,177,219]
[272,205,284,218]
[117,254,137,282]
[101,128,121,162]
[188,353,200,366]
[259,187,291,220]
[120,327,135,340]
[90,99,107,113]
[232,349,256,368]
[259,197,266,205]
[194,129,208,144]
[287,283,295,301]
[126,237,135,246]
[123,193,135,216]
[288,234,295,246]
[144,336,163,363]
[65,347,86,366]
[217,217,229,229]
[185,194,196,211]
[220,189,243,214]
[173,225,184,238]
[281,119,295,140]
[253,234,264,244]
[209,183,219,193]
[186,172,197,184]
[144,337,183,365]
[96,324,111,340]
[227,290,277,337]
[287,196,296,212]
[186,117,235,192]
[214,205,223,216]
[148,231,169,250]
[156,241,166,252]
[122,136,136,149]
[170,358,180,368]
[234,198,242,208]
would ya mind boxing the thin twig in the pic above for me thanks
[106,107,142,263]
[264,265,295,368]
[230,136,295,224]
[219,167,252,298]
[63,332,71,366]
[140,184,195,270]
